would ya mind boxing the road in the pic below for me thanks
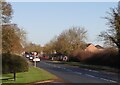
[36,60,119,83]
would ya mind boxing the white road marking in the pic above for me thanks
[109,80,118,83]
[85,74,96,78]
[85,69,98,73]
[84,74,118,83]
[74,72,82,75]
[100,78,117,83]
[42,61,118,83]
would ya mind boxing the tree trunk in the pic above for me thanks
[118,48,120,84]
[13,70,16,81]
[118,48,120,57]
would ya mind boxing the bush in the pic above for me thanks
[2,53,29,74]
[70,49,94,61]
[68,56,80,62]
[83,48,119,68]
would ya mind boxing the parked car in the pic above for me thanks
[25,54,30,58]
[24,52,30,58]
[29,56,33,60]
[33,56,40,62]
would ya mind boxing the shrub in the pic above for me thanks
[83,48,119,68]
[2,53,28,74]
[68,56,80,62]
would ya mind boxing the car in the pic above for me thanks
[29,56,33,60]
[24,52,30,58]
[33,56,40,62]
[25,54,29,58]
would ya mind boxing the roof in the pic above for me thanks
[95,45,104,49]
[85,44,104,52]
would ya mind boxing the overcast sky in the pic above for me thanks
[10,2,117,46]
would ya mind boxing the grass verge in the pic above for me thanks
[2,66,57,83]
[66,62,119,73]
[50,61,119,73]
[79,63,119,73]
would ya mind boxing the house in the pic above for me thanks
[85,44,104,53]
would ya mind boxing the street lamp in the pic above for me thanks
[34,52,37,67]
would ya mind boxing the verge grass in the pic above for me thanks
[50,60,119,73]
[2,66,57,83]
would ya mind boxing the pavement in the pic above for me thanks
[36,60,120,84]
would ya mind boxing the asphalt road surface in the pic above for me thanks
[36,60,119,83]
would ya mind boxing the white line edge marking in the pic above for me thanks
[85,74,96,78]
[43,61,117,83]
[75,72,82,75]
[100,78,117,83]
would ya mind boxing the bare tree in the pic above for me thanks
[1,1,13,23]
[0,1,13,53]
[54,26,87,56]
[2,24,26,54]
[24,43,41,52]
[44,27,87,56]
[99,2,120,55]
[43,37,57,54]
[1,1,27,54]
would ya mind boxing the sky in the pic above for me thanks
[10,2,117,46]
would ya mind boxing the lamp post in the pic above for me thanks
[34,52,37,67]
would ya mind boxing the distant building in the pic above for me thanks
[95,45,104,51]
[85,44,104,53]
